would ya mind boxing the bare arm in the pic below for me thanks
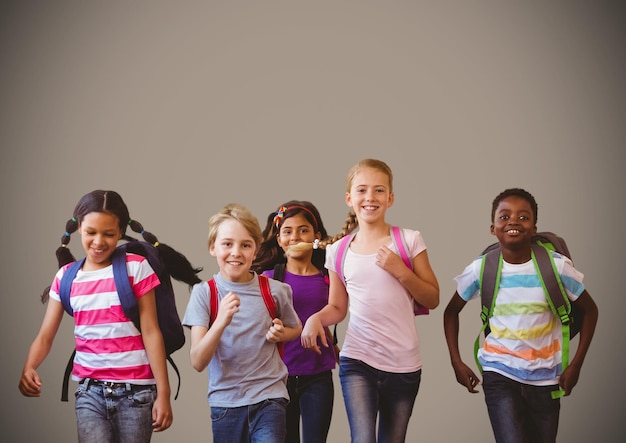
[301,270,348,354]
[19,298,65,397]
[266,317,302,344]
[559,290,599,395]
[387,248,440,309]
[137,290,172,432]
[443,292,481,393]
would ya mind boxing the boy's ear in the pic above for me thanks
[490,224,495,235]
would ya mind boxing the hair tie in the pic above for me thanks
[273,206,286,228]
[71,217,77,222]
[153,241,159,247]
[128,219,132,225]
[61,244,67,248]
[65,231,70,237]
[313,239,320,249]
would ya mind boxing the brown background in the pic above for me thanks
[1,1,624,442]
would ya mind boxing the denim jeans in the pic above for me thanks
[74,378,156,443]
[285,370,334,443]
[211,398,288,443]
[483,371,561,443]
[339,357,421,443]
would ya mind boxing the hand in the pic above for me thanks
[215,292,240,327]
[301,315,327,355]
[559,363,581,396]
[376,245,405,277]
[151,395,173,432]
[19,368,42,397]
[266,318,285,343]
[452,361,482,393]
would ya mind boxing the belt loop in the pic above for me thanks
[125,383,132,392]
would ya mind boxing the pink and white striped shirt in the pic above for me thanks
[49,253,160,384]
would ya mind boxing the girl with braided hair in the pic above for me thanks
[301,159,440,443]
[252,200,338,443]
[19,189,202,443]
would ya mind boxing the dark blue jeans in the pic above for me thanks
[483,371,560,443]
[210,398,288,443]
[339,357,421,443]
[285,370,334,443]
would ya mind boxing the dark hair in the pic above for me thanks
[42,190,202,302]
[491,188,538,224]
[252,200,329,273]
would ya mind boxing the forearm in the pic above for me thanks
[281,323,303,342]
[189,325,223,372]
[142,329,171,398]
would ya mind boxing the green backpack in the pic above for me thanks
[475,232,584,399]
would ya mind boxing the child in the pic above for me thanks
[253,200,337,443]
[183,203,302,443]
[301,159,440,443]
[443,188,598,443]
[18,189,202,443]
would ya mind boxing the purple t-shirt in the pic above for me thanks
[264,269,337,376]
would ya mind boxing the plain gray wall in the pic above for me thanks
[2,1,624,442]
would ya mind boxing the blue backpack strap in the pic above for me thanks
[59,260,83,402]
[59,259,85,316]
[111,245,140,328]
[334,233,355,285]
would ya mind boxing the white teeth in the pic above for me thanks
[508,230,520,234]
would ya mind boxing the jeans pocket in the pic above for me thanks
[131,386,156,407]
[211,406,229,422]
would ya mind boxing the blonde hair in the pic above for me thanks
[207,203,263,251]
[320,158,394,247]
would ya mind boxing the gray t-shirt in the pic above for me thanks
[182,272,299,407]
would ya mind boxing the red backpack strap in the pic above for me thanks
[258,274,284,359]
[208,279,218,325]
[258,274,277,318]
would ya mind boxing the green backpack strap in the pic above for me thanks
[475,249,502,373]
[531,243,571,399]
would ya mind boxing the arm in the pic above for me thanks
[19,298,65,397]
[559,290,599,395]
[137,290,172,432]
[378,246,440,309]
[301,270,348,354]
[189,291,240,372]
[443,292,481,393]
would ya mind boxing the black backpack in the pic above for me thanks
[58,241,185,401]
[475,232,584,398]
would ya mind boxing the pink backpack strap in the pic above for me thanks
[335,233,356,285]
[390,226,430,316]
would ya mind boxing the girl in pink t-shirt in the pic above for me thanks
[302,159,440,442]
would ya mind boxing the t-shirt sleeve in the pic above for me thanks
[182,282,211,328]
[454,258,482,302]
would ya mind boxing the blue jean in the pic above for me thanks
[339,357,421,443]
[483,371,561,443]
[286,370,334,443]
[74,378,156,443]
[211,398,288,443]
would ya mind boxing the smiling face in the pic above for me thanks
[491,195,537,251]
[346,166,394,225]
[79,211,123,270]
[210,218,257,283]
[277,213,320,260]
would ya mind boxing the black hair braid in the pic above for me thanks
[43,217,80,303]
[127,219,203,287]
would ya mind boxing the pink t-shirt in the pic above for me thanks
[325,228,425,372]
[49,253,160,384]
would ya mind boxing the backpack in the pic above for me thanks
[207,274,284,358]
[271,263,339,350]
[475,232,584,398]
[334,226,429,316]
[58,241,186,402]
